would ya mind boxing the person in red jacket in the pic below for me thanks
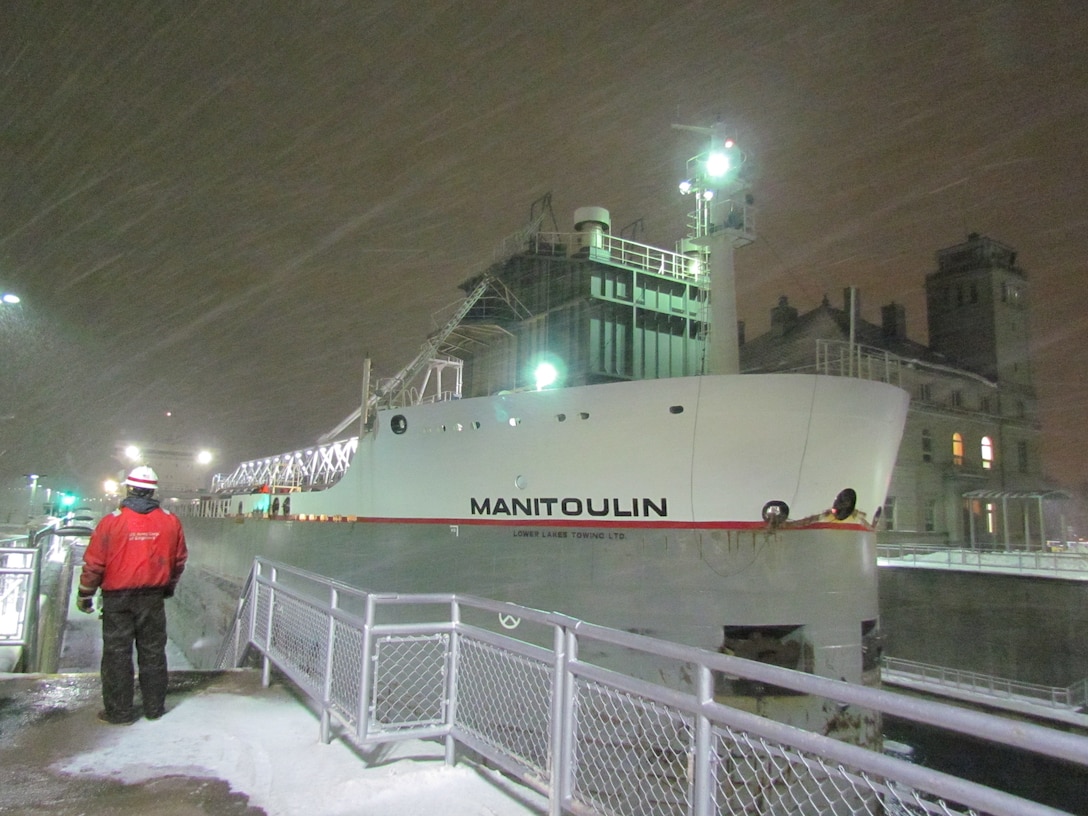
[78,465,187,724]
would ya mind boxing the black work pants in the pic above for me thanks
[100,589,169,718]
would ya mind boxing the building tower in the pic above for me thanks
[925,233,1033,393]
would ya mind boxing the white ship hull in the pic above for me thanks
[276,373,906,526]
[181,372,907,738]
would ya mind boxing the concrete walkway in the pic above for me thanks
[0,561,544,816]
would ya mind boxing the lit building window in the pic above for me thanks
[981,436,994,469]
[985,502,996,535]
[952,432,964,466]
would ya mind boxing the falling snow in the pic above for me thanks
[1,2,1086,496]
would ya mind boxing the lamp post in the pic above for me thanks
[25,473,46,525]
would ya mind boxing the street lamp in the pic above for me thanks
[1,293,19,305]
[25,474,46,524]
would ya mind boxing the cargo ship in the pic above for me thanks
[176,130,909,740]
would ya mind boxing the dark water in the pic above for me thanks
[885,716,1088,815]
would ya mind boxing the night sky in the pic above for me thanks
[1,2,1086,497]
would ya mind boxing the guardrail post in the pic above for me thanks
[547,620,567,816]
[692,664,714,816]
[320,585,338,744]
[261,564,277,688]
[557,627,578,815]
[356,592,376,743]
[445,598,460,767]
[21,529,45,673]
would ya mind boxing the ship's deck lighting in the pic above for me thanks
[534,362,559,390]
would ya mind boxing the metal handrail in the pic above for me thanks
[533,231,700,281]
[0,526,53,670]
[883,656,1086,711]
[878,543,1088,579]
[219,557,1087,816]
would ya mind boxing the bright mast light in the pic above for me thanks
[706,151,731,178]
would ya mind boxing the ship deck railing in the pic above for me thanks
[815,339,1000,390]
[882,656,1088,725]
[218,556,1088,816]
[528,231,703,283]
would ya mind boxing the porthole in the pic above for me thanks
[472,421,481,430]
[390,415,408,435]
[669,405,684,414]
[508,417,521,427]
[579,412,590,420]
[556,413,567,422]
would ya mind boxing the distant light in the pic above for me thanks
[706,151,731,178]
[1,293,19,304]
[103,479,119,494]
[678,179,693,195]
[196,450,213,465]
[534,362,559,391]
[702,189,715,201]
[724,138,735,149]
[125,445,141,461]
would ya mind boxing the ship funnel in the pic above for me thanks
[573,206,611,258]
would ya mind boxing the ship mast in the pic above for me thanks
[673,122,755,376]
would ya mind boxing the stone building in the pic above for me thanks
[740,233,1061,547]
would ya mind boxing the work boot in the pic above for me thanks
[97,709,138,726]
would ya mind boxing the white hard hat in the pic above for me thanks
[124,465,159,491]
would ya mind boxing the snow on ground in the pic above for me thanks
[22,536,548,816]
[52,675,548,816]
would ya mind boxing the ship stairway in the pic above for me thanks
[316,208,549,445]
[216,556,1088,816]
[882,656,1088,727]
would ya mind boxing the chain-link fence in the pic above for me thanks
[220,558,1086,816]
